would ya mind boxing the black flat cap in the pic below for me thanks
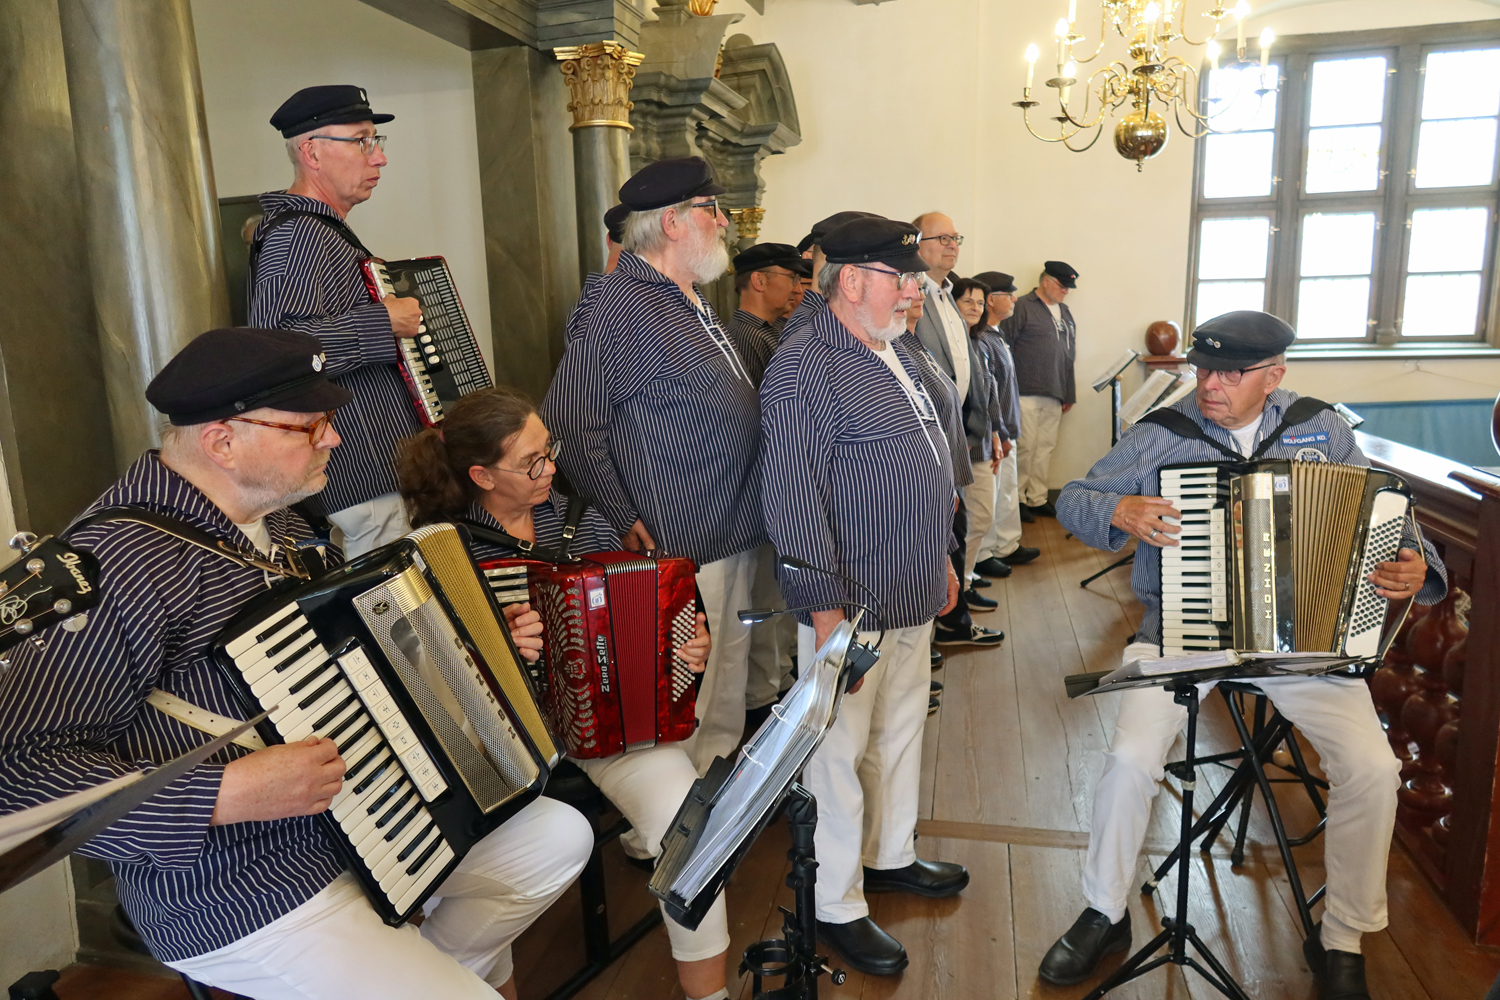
[604,203,630,244]
[1188,311,1296,371]
[618,156,725,212]
[733,243,813,277]
[148,328,353,426]
[972,270,1017,294]
[1043,260,1079,288]
[822,217,929,273]
[270,85,393,138]
[797,210,878,254]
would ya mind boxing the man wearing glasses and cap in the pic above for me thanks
[1038,311,1445,1000]
[782,211,878,342]
[248,85,425,558]
[543,157,766,778]
[728,243,811,385]
[763,216,970,977]
[0,328,592,1000]
[1001,260,1080,519]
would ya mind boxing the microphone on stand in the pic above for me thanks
[736,599,884,693]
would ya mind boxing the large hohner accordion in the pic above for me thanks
[1159,459,1413,659]
[213,524,557,925]
[361,256,492,426]
[478,552,699,759]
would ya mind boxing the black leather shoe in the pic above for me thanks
[930,646,944,670]
[974,557,1013,579]
[928,696,940,714]
[1032,500,1058,517]
[930,680,943,693]
[1039,908,1131,986]
[1303,925,1370,999]
[863,858,970,898]
[1020,505,1036,523]
[970,576,992,589]
[933,624,1004,647]
[817,917,908,976]
[964,588,998,611]
[1001,545,1041,566]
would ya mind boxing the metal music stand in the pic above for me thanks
[1076,353,1139,583]
[1063,652,1368,1000]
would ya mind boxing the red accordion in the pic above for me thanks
[478,552,699,759]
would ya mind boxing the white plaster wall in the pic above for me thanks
[0,862,77,986]
[190,0,494,367]
[716,0,1500,484]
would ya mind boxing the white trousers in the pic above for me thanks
[800,621,933,923]
[1082,642,1401,934]
[680,548,757,775]
[328,492,412,559]
[745,545,796,710]
[166,797,593,999]
[977,449,1022,562]
[1016,396,1063,507]
[963,460,996,583]
[577,744,731,962]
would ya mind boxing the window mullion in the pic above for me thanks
[1272,51,1308,322]
[1381,43,1422,342]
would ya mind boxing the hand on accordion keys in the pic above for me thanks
[501,602,545,663]
[1111,495,1183,548]
[382,295,424,338]
[1369,548,1428,600]
[677,612,710,672]
[209,736,348,826]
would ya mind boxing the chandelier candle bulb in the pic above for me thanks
[1259,27,1274,69]
[1062,60,1077,104]
[1207,39,1221,72]
[1235,0,1249,54]
[1144,1,1160,49]
[1026,43,1039,90]
[1055,18,1070,69]
[1067,0,1077,27]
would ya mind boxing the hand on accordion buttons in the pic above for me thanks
[210,736,347,826]
[502,602,545,664]
[678,612,711,672]
[1110,495,1182,548]
[622,520,657,553]
[383,295,424,338]
[1369,548,1427,600]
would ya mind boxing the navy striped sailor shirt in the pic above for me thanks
[975,326,1022,440]
[565,272,605,345]
[462,494,623,562]
[762,306,956,631]
[249,192,420,515]
[896,332,974,489]
[779,288,825,343]
[0,453,345,961]
[1057,388,1447,647]
[541,252,766,566]
[726,309,780,386]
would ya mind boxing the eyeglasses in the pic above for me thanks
[1194,362,1279,387]
[306,134,387,156]
[689,200,721,215]
[227,411,335,444]
[850,264,922,289]
[494,438,562,481]
[919,234,965,247]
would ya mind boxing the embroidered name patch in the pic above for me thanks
[1281,431,1329,446]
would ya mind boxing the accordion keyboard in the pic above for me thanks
[1159,466,1231,656]
[222,602,456,917]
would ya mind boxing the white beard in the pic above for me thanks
[856,299,906,347]
[685,231,731,286]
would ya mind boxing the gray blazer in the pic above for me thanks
[913,282,1000,460]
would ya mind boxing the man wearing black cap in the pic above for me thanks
[968,271,1038,574]
[1039,311,1446,999]
[763,215,970,976]
[0,328,591,1000]
[249,85,425,558]
[564,203,632,347]
[781,210,878,342]
[1001,260,1080,518]
[728,243,809,384]
[543,156,766,778]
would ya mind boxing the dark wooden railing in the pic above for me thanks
[1357,430,1500,944]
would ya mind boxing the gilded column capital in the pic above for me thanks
[728,206,764,241]
[553,41,645,132]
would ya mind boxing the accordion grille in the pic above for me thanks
[409,524,558,764]
[1291,462,1369,652]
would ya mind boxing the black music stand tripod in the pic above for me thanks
[1081,679,1250,1000]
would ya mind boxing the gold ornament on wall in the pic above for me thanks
[728,206,765,241]
[687,0,718,13]
[554,41,646,131]
[1014,0,1278,170]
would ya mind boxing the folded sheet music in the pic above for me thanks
[1091,349,1141,391]
[1119,370,1183,424]
[1091,648,1366,694]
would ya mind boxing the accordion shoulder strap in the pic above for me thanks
[248,209,372,287]
[1136,396,1335,462]
[554,494,591,563]
[68,507,309,580]
[463,494,593,564]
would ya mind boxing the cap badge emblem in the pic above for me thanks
[359,89,367,101]
[1206,338,1221,348]
[312,354,324,372]
[902,233,916,246]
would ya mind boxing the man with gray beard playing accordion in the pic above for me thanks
[395,386,735,1000]
[0,329,592,1000]
[1038,311,1446,1000]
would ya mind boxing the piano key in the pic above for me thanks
[367,806,430,877]
[391,842,454,914]
[273,677,354,732]
[375,817,437,886]
[337,766,404,830]
[224,603,300,659]
[285,691,362,745]
[239,624,319,686]
[249,645,326,700]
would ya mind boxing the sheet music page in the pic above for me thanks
[0,773,142,855]
[1119,371,1181,424]
[1091,349,1141,391]
[1149,377,1196,414]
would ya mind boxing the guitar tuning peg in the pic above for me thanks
[8,532,37,553]
[29,635,45,650]
[25,558,44,574]
[53,599,72,615]
[62,613,89,633]
[13,619,33,635]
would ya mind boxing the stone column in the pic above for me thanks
[554,41,643,279]
[56,0,228,467]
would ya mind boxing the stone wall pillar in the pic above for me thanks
[56,0,228,467]
[554,41,643,280]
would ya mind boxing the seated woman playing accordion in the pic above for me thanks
[395,386,731,1000]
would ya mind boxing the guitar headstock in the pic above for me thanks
[0,533,100,661]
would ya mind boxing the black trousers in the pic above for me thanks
[936,497,972,632]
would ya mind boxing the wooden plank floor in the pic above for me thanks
[49,516,1500,999]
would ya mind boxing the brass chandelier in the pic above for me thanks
[1015,0,1278,170]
